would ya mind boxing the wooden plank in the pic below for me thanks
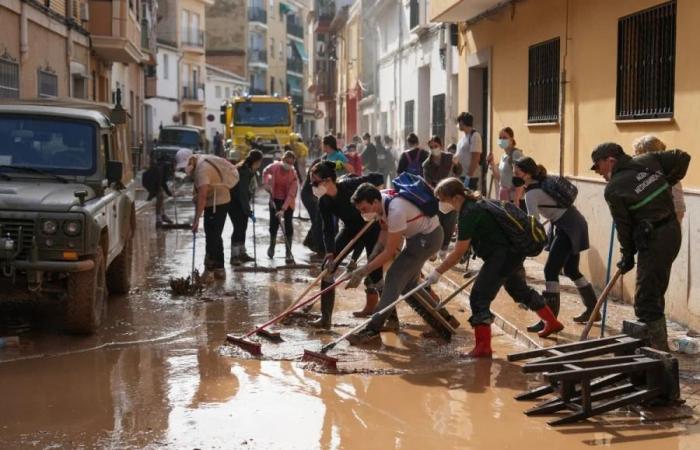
[545,359,660,383]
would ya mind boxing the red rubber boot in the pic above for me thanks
[535,305,564,338]
[468,324,493,358]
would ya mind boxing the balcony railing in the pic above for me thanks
[287,58,303,74]
[249,49,268,64]
[249,7,267,24]
[181,29,204,48]
[287,20,304,38]
[182,83,205,101]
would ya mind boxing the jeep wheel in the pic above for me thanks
[106,232,133,294]
[66,248,107,334]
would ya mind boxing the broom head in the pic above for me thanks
[301,349,338,371]
[226,334,262,356]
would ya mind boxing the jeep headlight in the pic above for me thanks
[63,220,82,236]
[42,220,58,235]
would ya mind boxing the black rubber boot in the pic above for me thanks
[309,279,334,330]
[573,284,600,323]
[647,317,670,352]
[267,236,276,259]
[284,238,295,264]
[527,292,560,333]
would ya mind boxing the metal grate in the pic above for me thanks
[404,100,415,136]
[528,38,560,123]
[0,219,35,259]
[616,1,676,120]
[432,94,445,143]
[0,58,19,99]
[38,70,58,98]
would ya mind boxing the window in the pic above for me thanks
[215,85,222,98]
[528,37,560,123]
[404,100,415,136]
[409,0,420,30]
[616,0,676,120]
[163,53,169,80]
[225,86,231,98]
[38,70,58,98]
[0,57,19,98]
[432,94,446,142]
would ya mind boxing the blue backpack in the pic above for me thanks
[387,172,439,217]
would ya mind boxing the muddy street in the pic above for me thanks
[0,200,698,450]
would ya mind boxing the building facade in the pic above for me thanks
[205,0,247,77]
[431,0,700,330]
[204,63,248,143]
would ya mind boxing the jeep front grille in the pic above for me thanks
[0,219,35,259]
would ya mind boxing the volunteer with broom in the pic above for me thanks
[309,161,385,329]
[512,157,597,330]
[424,178,564,357]
[344,181,444,344]
[228,150,263,266]
[262,150,299,264]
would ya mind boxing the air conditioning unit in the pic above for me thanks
[80,2,90,22]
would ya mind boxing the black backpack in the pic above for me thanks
[477,199,547,257]
[539,176,578,209]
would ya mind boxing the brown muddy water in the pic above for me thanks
[0,204,698,449]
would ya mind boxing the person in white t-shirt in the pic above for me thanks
[344,183,443,344]
[454,112,483,191]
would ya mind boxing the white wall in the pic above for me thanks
[204,72,247,144]
[156,47,179,99]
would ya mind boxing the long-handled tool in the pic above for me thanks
[435,274,478,309]
[159,183,191,230]
[169,231,202,295]
[580,269,622,341]
[301,280,431,371]
[226,273,352,355]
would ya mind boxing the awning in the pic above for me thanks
[291,41,308,62]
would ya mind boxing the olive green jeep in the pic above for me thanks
[0,98,136,334]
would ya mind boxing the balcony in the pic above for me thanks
[89,0,147,64]
[287,18,304,39]
[182,84,205,103]
[287,57,303,74]
[249,6,267,24]
[249,49,268,65]
[181,28,205,49]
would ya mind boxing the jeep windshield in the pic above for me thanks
[0,115,96,177]
[158,129,202,150]
[233,102,290,126]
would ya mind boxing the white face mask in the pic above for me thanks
[283,162,292,171]
[438,201,455,214]
[361,212,377,222]
[312,184,327,198]
[431,147,441,157]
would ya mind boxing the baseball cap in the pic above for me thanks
[175,149,194,171]
[590,142,625,170]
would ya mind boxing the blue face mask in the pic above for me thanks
[498,139,510,150]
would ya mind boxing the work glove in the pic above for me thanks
[346,259,358,272]
[275,210,284,219]
[425,269,442,286]
[322,254,336,274]
[617,253,635,275]
[346,266,370,290]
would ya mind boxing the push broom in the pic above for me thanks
[301,280,432,371]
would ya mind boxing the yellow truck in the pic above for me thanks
[220,95,295,166]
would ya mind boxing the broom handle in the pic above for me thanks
[191,232,196,276]
[579,269,622,341]
[436,275,477,309]
[245,274,351,338]
[280,219,377,315]
[322,280,430,352]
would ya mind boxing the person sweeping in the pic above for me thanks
[310,161,385,329]
[424,178,564,357]
[228,150,262,265]
[262,150,299,264]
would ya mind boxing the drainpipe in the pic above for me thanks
[20,2,28,59]
[443,25,453,144]
[396,0,403,148]
[559,0,570,176]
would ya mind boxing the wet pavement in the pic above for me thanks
[1,195,699,449]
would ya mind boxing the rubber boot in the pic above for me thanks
[284,238,295,264]
[239,246,255,263]
[309,278,335,330]
[229,244,241,266]
[381,308,400,332]
[527,292,560,333]
[535,305,564,338]
[352,290,379,317]
[267,236,276,259]
[573,284,600,323]
[647,317,671,352]
[468,324,493,358]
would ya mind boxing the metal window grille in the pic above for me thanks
[528,38,560,123]
[616,0,676,120]
[37,70,58,98]
[409,0,419,30]
[404,100,415,136]
[432,94,445,142]
[0,58,19,99]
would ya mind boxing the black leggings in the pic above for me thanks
[269,199,293,239]
[544,229,583,282]
[228,197,249,245]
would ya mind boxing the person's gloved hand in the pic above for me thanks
[335,160,344,172]
[345,266,369,289]
[617,253,635,274]
[322,253,336,273]
[346,259,358,272]
[438,248,448,261]
[425,269,442,286]
[275,209,284,219]
[249,212,256,223]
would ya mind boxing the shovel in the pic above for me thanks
[579,269,622,341]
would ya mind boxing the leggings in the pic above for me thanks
[544,228,583,282]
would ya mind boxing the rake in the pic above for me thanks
[301,280,431,371]
[226,273,352,356]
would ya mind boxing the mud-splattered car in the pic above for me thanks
[0,98,135,334]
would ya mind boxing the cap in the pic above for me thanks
[175,149,194,171]
[590,142,625,170]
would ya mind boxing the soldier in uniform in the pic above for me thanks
[590,142,690,350]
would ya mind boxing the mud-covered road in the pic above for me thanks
[0,197,698,449]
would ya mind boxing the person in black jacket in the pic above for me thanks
[591,142,690,351]
[229,150,263,265]
[397,133,429,177]
[309,161,385,329]
[361,132,378,173]
[143,153,174,228]
[301,157,325,257]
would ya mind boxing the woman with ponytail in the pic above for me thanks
[228,150,263,265]
[513,157,597,330]
[424,178,563,357]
